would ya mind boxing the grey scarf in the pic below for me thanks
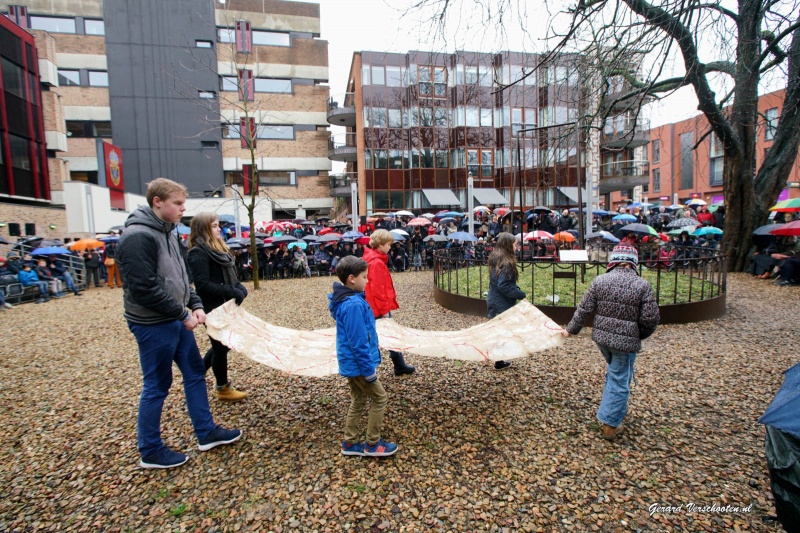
[196,237,238,287]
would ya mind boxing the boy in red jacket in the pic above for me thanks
[362,229,415,376]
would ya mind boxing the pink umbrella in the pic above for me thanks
[523,231,554,241]
[406,217,432,226]
[494,207,510,216]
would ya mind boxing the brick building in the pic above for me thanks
[332,50,649,218]
[0,0,332,241]
[609,88,800,209]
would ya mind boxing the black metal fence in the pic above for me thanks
[433,243,727,308]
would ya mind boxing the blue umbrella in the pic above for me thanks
[217,214,235,224]
[612,214,637,222]
[99,236,120,243]
[760,362,800,439]
[175,224,191,235]
[31,246,71,256]
[692,226,723,236]
[593,209,610,216]
[447,231,478,242]
[585,231,620,243]
[342,230,364,239]
[287,241,307,250]
[627,202,654,209]
[441,211,464,218]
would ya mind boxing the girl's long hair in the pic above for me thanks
[488,232,518,281]
[188,212,229,253]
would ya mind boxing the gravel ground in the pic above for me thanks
[0,271,792,532]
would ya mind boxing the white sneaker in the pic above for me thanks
[3,303,11,309]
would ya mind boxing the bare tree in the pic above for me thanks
[410,0,800,271]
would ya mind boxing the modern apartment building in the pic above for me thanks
[609,88,800,209]
[0,0,332,239]
[331,50,650,217]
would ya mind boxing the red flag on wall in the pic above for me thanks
[242,164,257,195]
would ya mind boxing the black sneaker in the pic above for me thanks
[198,427,242,451]
[494,360,512,370]
[34,298,47,304]
[139,448,188,469]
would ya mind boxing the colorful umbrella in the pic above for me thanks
[447,231,477,242]
[769,198,800,212]
[612,214,637,222]
[553,231,576,242]
[686,198,707,206]
[620,223,658,237]
[406,217,432,226]
[493,207,510,216]
[69,238,105,251]
[474,206,491,213]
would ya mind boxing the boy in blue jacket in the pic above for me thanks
[328,255,398,457]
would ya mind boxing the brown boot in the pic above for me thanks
[601,423,624,440]
[217,383,247,402]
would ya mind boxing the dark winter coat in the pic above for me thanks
[187,246,247,313]
[566,267,659,353]
[487,267,526,318]
[117,206,203,325]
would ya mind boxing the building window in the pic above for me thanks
[388,109,402,128]
[29,15,76,33]
[256,125,293,139]
[709,133,724,186]
[652,139,660,163]
[88,71,109,87]
[198,90,215,99]
[386,66,402,87]
[259,171,296,186]
[680,131,694,189]
[765,107,779,141]
[653,168,660,192]
[8,134,31,170]
[419,65,446,97]
[66,121,112,138]
[70,171,98,184]
[254,78,291,93]
[195,40,213,48]
[606,75,625,95]
[200,140,218,148]
[218,28,234,43]
[434,107,449,127]
[84,19,105,35]
[251,30,290,47]
[371,65,385,86]
[2,58,25,98]
[220,76,238,92]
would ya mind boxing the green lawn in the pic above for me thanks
[435,262,722,306]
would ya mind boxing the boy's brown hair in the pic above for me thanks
[336,256,368,284]
[145,178,188,207]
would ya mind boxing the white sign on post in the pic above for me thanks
[559,250,589,262]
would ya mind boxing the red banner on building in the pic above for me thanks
[100,141,125,209]
[242,164,257,195]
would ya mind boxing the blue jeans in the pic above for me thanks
[129,321,217,457]
[596,344,636,428]
[57,272,77,292]
[27,281,49,296]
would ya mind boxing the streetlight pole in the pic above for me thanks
[516,121,585,248]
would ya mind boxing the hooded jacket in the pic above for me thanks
[566,267,660,353]
[328,282,380,380]
[487,267,526,318]
[363,246,399,318]
[117,205,203,325]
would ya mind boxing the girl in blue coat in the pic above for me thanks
[487,232,527,370]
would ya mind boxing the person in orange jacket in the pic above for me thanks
[362,229,415,376]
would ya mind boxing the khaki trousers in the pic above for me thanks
[344,376,388,446]
[106,262,122,288]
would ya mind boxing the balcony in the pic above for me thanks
[601,116,650,149]
[328,132,357,162]
[329,172,355,197]
[327,93,356,127]
[599,159,650,194]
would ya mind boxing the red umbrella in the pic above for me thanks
[406,217,432,226]
[318,227,335,235]
[770,220,800,236]
[494,207,510,216]
[355,236,371,245]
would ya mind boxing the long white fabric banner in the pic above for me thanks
[205,300,565,378]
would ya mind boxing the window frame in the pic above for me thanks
[29,15,76,34]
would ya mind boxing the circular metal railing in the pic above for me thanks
[432,243,727,324]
